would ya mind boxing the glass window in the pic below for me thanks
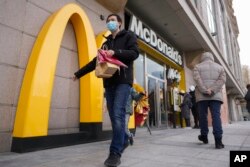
[134,53,145,87]
[206,0,217,35]
[159,81,167,124]
[194,0,198,7]
[146,56,164,80]
[218,1,229,62]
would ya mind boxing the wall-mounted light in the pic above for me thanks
[100,14,105,21]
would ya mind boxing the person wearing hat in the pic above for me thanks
[189,85,199,129]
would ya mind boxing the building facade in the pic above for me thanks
[0,0,245,153]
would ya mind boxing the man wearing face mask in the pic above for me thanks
[72,14,139,167]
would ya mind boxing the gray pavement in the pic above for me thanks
[1,121,250,167]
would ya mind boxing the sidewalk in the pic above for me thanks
[0,121,250,167]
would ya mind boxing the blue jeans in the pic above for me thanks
[105,84,131,155]
[197,100,223,139]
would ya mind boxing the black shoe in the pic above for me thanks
[215,138,225,149]
[198,135,208,144]
[215,143,225,149]
[121,142,129,153]
[193,125,199,129]
[129,136,134,145]
[104,152,121,167]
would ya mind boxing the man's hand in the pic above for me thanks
[204,88,215,96]
[72,76,78,81]
[106,50,115,57]
[206,88,212,95]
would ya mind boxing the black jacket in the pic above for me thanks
[74,30,139,88]
[245,89,250,112]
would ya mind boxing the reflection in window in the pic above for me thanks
[148,78,156,127]
[134,53,145,87]
[147,57,164,80]
[159,81,167,124]
[206,0,217,35]
[218,1,229,62]
[194,0,198,7]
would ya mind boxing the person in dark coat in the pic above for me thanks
[189,85,199,129]
[179,90,192,127]
[244,84,250,113]
[73,14,139,167]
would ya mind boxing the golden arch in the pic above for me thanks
[13,3,104,137]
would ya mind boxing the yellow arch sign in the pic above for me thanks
[13,3,104,137]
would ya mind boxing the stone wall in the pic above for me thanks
[0,0,121,152]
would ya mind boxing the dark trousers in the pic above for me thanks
[180,113,190,127]
[149,112,155,127]
[191,106,199,127]
[197,100,223,139]
[185,118,191,127]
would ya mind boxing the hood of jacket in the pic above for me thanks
[200,52,214,62]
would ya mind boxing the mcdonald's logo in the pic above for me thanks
[12,3,112,152]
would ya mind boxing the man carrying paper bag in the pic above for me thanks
[72,14,139,167]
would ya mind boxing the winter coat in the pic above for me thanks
[180,93,192,119]
[193,52,226,103]
[244,89,250,112]
[74,29,139,88]
[126,88,144,115]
